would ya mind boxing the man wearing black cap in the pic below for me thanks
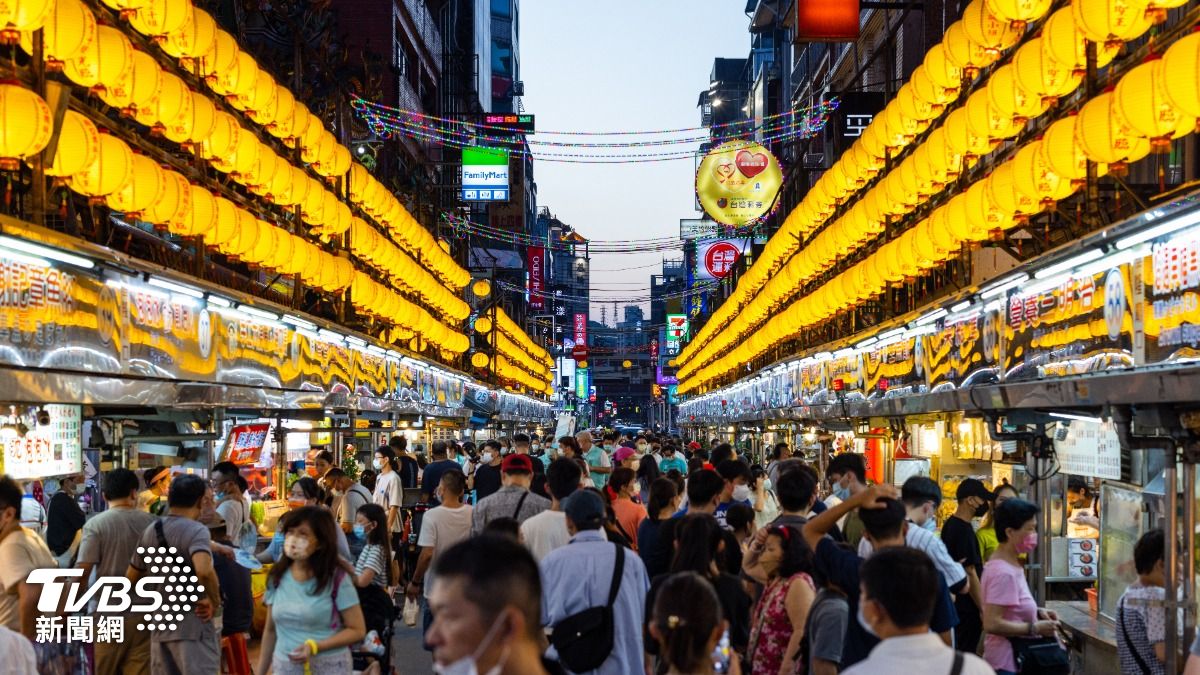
[470,454,550,535]
[943,478,992,653]
[541,490,648,675]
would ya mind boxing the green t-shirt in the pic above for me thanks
[843,509,866,548]
[264,568,359,661]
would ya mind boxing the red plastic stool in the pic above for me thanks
[222,633,252,675]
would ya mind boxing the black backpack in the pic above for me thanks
[550,543,624,672]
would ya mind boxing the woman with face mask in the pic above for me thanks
[259,478,356,565]
[744,525,816,675]
[352,504,396,651]
[372,445,405,558]
[981,498,1063,675]
[257,506,366,675]
[608,468,648,551]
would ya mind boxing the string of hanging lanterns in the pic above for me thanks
[675,0,1196,393]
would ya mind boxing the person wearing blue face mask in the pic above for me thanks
[351,503,395,645]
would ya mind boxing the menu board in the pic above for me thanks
[0,404,82,479]
[1138,235,1200,364]
[1054,419,1122,480]
[1004,265,1135,380]
[220,423,272,466]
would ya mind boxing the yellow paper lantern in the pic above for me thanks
[1041,115,1093,184]
[228,126,260,177]
[152,71,191,132]
[1013,141,1076,207]
[962,0,1022,54]
[68,132,133,198]
[1163,33,1200,119]
[986,160,1038,217]
[19,0,95,67]
[45,110,98,177]
[1043,8,1118,76]
[143,169,190,231]
[245,220,278,265]
[988,63,1048,124]
[1075,92,1146,166]
[99,0,145,16]
[177,184,215,236]
[1114,59,1192,150]
[910,65,952,108]
[965,180,1014,238]
[1013,38,1081,105]
[985,0,1051,27]
[0,84,51,171]
[965,89,1016,144]
[473,279,492,298]
[221,208,260,259]
[63,25,133,92]
[1072,0,1151,47]
[248,147,280,193]
[0,0,54,37]
[206,196,238,247]
[167,90,216,145]
[128,0,193,37]
[101,48,158,114]
[107,153,165,216]
[246,72,277,126]
[161,7,214,59]
[196,111,238,168]
[198,29,236,80]
[926,127,963,180]
[268,85,296,139]
[925,42,963,91]
[943,22,997,75]
[287,103,312,143]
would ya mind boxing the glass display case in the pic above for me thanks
[1098,482,1149,620]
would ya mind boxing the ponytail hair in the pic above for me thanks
[652,572,723,673]
[375,446,399,473]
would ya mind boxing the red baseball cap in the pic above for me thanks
[501,454,534,473]
[688,441,701,450]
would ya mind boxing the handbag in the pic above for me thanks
[550,543,624,672]
[1009,635,1070,675]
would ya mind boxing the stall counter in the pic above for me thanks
[1046,600,1118,675]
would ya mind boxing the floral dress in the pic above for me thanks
[749,572,814,675]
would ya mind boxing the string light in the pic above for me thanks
[442,212,765,252]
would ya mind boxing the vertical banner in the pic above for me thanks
[528,246,545,310]
[574,313,587,346]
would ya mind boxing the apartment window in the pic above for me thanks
[492,38,513,77]
[492,0,511,18]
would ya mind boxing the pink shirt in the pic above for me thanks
[982,557,1038,672]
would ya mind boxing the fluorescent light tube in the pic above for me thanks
[236,304,280,321]
[282,314,317,331]
[980,273,1029,300]
[1116,209,1200,250]
[915,308,948,325]
[0,236,93,269]
[148,277,204,299]
[1033,249,1104,280]
[206,295,232,307]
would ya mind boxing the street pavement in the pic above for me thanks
[391,619,434,673]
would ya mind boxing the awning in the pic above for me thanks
[469,247,524,270]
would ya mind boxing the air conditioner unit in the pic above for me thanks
[802,153,825,169]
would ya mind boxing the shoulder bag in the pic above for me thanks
[1009,633,1070,675]
[1118,598,1154,675]
[550,543,624,672]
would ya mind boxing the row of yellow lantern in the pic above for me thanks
[0,91,468,354]
[493,355,553,396]
[496,307,554,369]
[490,332,553,387]
[22,0,469,313]
[679,30,1200,393]
[347,216,470,322]
[23,0,471,296]
[677,0,1159,380]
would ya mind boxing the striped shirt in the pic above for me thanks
[354,543,388,588]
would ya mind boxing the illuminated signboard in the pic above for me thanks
[0,404,82,480]
[461,147,510,202]
[695,239,745,280]
[220,423,272,466]
[574,313,588,346]
[576,368,589,399]
[695,140,783,226]
[461,113,536,134]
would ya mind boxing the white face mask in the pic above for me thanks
[732,484,753,502]
[857,602,878,637]
[480,452,494,464]
[433,612,510,675]
[284,534,312,561]
[373,458,384,471]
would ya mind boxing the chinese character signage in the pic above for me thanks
[459,113,536,134]
[461,146,510,202]
[528,246,545,310]
[924,307,1002,390]
[573,313,587,346]
[695,140,783,226]
[220,423,272,466]
[1139,235,1200,364]
[0,404,81,480]
[666,314,689,355]
[695,239,744,280]
[1004,265,1134,380]
[826,92,885,155]
[576,368,588,399]
[680,218,720,240]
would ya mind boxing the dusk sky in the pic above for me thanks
[520,1,751,323]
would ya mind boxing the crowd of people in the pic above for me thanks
[0,431,1191,674]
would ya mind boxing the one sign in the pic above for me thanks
[695,140,783,226]
[1139,235,1200,364]
[666,314,689,339]
[695,239,743,280]
[461,147,510,202]
[576,368,589,399]
[794,0,861,42]
[528,246,545,310]
[462,113,536,134]
[571,344,588,361]
[220,423,272,466]
[680,218,720,240]
[574,313,588,346]
[825,92,886,155]
[1055,419,1122,480]
[0,404,82,480]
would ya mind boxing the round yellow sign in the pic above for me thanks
[696,140,784,226]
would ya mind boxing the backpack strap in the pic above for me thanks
[605,544,624,609]
[154,519,169,550]
[949,651,964,675]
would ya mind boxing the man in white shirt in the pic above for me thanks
[845,547,994,675]
[858,477,968,595]
[522,457,605,561]
[408,469,473,644]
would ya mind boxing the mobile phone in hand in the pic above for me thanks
[712,627,731,673]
